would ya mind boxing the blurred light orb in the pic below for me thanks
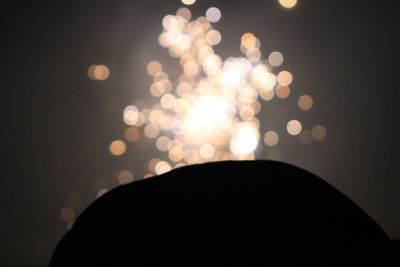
[264,131,279,146]
[199,144,216,160]
[109,140,127,156]
[298,95,313,111]
[124,127,141,142]
[268,51,284,67]
[287,120,302,136]
[60,207,75,223]
[230,124,259,156]
[206,30,222,45]
[87,64,110,80]
[123,105,139,125]
[206,7,222,23]
[181,0,196,5]
[118,170,134,185]
[147,61,162,76]
[275,85,291,99]
[176,7,192,20]
[156,136,171,151]
[279,0,298,8]
[96,189,108,198]
[299,129,313,144]
[155,161,172,175]
[312,125,327,141]
[277,70,293,86]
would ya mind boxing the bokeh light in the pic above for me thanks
[181,0,196,5]
[278,0,298,9]
[264,131,279,146]
[109,140,127,156]
[298,95,313,111]
[206,7,222,23]
[312,125,327,141]
[287,120,302,136]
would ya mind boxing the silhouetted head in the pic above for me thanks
[50,160,391,265]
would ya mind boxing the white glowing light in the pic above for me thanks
[230,123,260,156]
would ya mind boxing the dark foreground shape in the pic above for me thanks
[51,160,392,265]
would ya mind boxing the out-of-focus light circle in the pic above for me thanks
[144,124,160,139]
[275,85,291,99]
[147,61,162,76]
[264,131,279,146]
[60,207,75,222]
[206,30,222,45]
[298,95,313,111]
[312,125,327,141]
[148,158,160,173]
[94,65,110,80]
[287,120,302,136]
[123,105,139,125]
[124,127,140,142]
[109,140,127,156]
[155,161,172,175]
[169,146,184,162]
[118,170,134,185]
[299,129,313,144]
[87,65,97,80]
[206,7,221,23]
[181,0,196,6]
[156,136,170,151]
[177,7,192,20]
[199,144,216,160]
[279,0,298,8]
[268,51,284,67]
[277,70,293,86]
[161,93,176,109]
[97,189,108,198]
[241,33,257,48]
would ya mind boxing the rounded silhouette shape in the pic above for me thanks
[50,160,390,265]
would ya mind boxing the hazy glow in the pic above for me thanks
[264,131,279,146]
[298,95,313,111]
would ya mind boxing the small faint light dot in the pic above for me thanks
[277,70,293,86]
[94,65,110,80]
[275,86,291,99]
[147,61,162,76]
[109,140,127,156]
[312,125,327,141]
[206,30,222,45]
[299,129,313,144]
[156,136,170,151]
[60,207,75,223]
[118,170,134,185]
[298,95,313,111]
[264,131,279,146]
[199,144,216,160]
[287,120,302,136]
[155,161,172,175]
[206,7,221,23]
[181,0,196,5]
[279,0,298,8]
[97,189,108,198]
[124,127,140,142]
[177,7,192,20]
[66,220,74,231]
[268,51,284,67]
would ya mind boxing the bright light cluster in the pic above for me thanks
[120,5,311,175]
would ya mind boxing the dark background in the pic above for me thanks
[2,0,400,265]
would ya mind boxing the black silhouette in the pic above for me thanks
[50,160,395,265]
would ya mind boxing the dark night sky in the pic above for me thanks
[2,0,400,265]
